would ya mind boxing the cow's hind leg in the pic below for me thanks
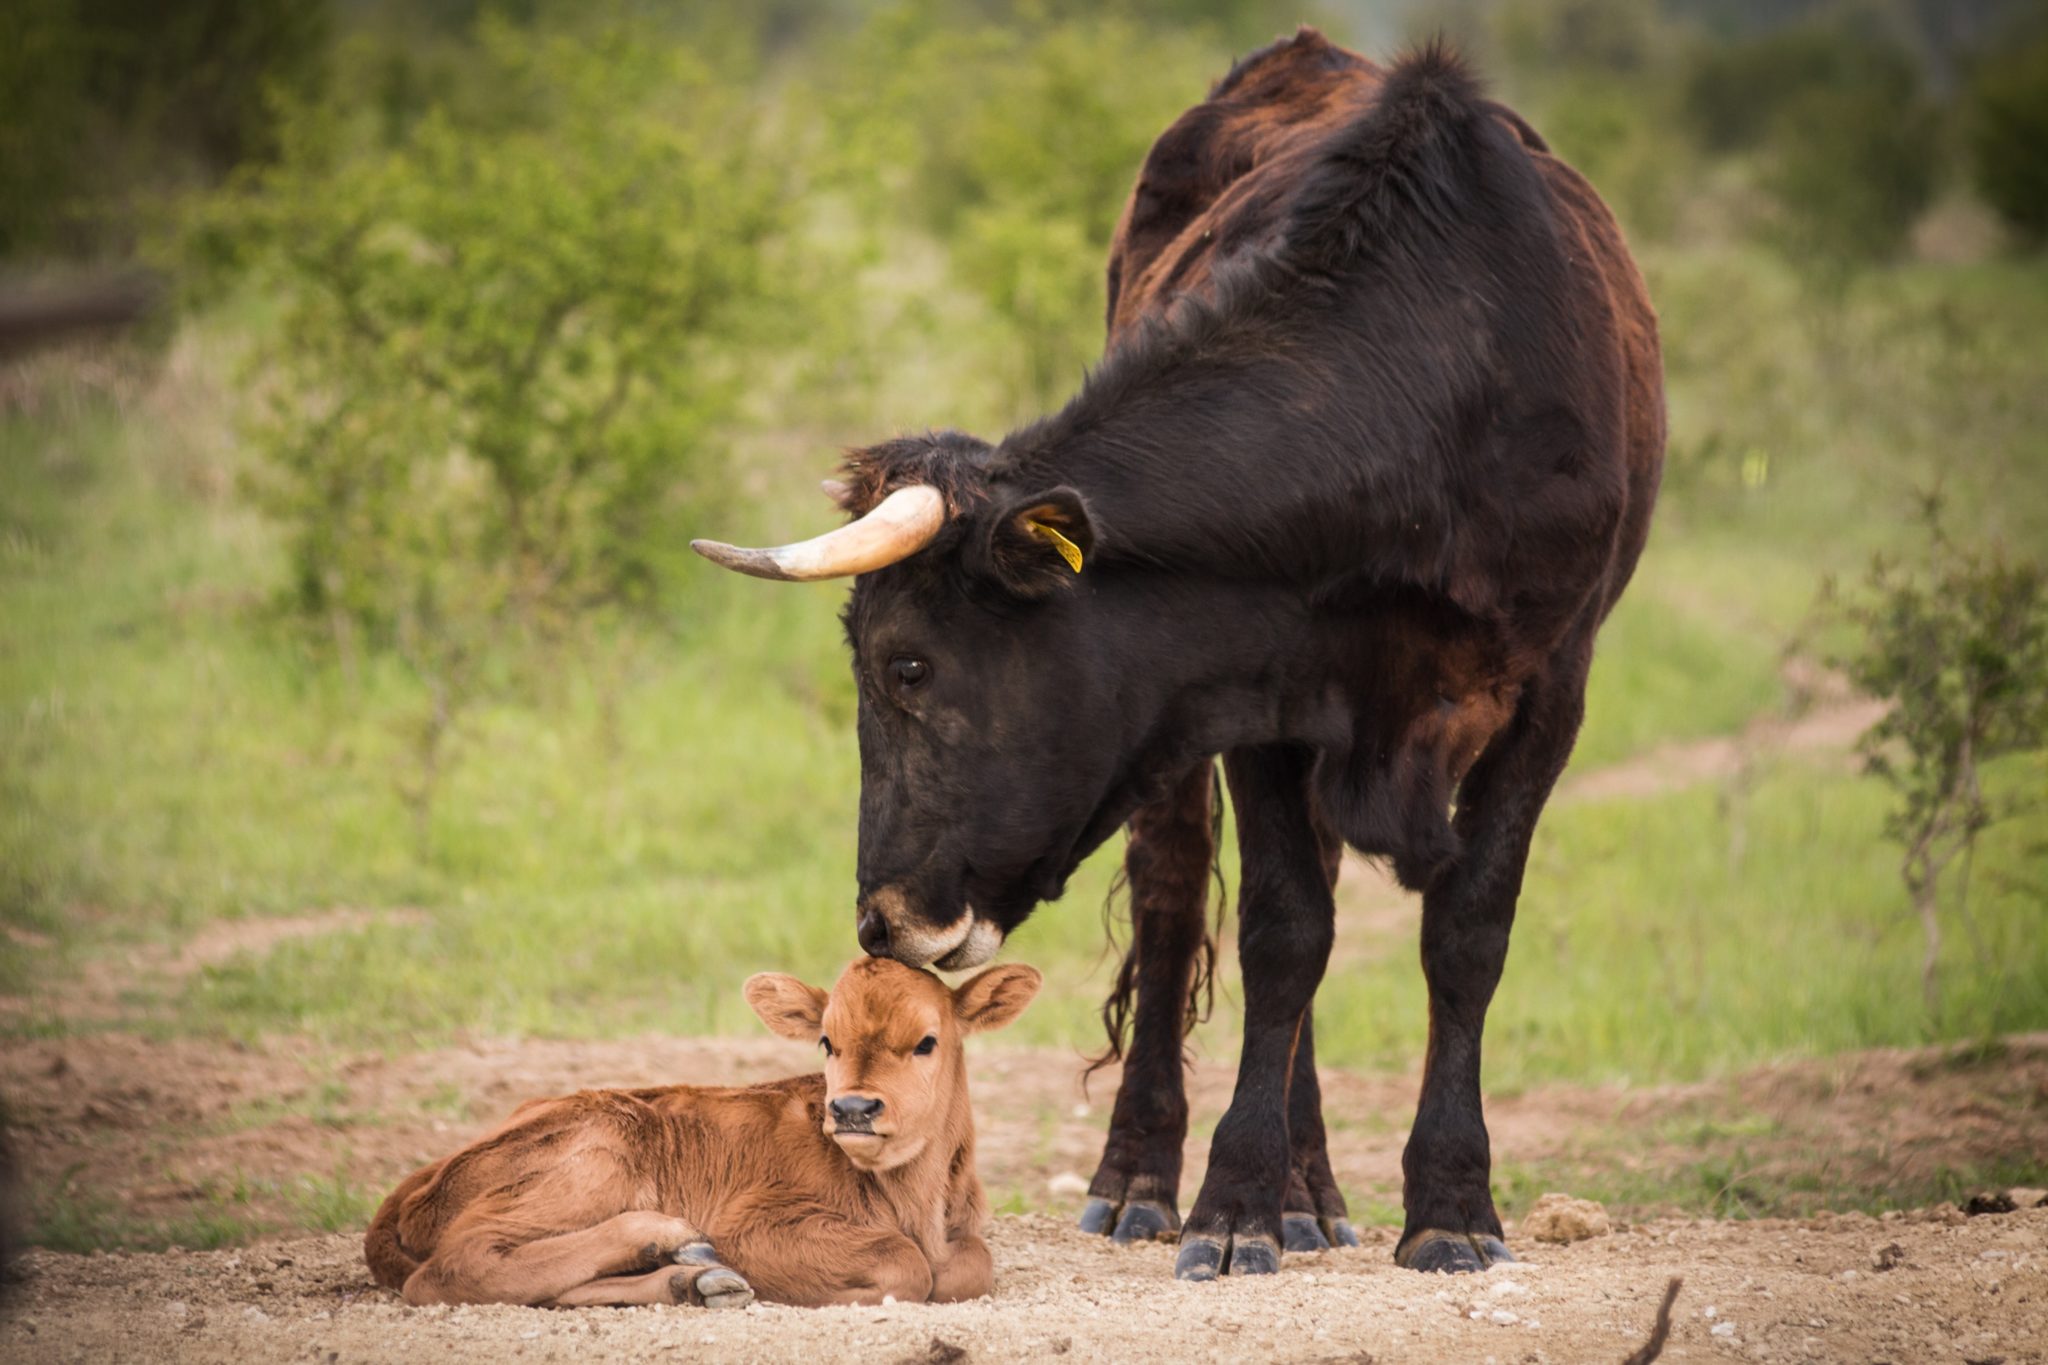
[1279,814,1359,1254]
[1281,1003,1359,1251]
[1397,648,1590,1274]
[1079,762,1216,1245]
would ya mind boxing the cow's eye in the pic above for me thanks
[889,656,930,690]
[820,1036,834,1057]
[913,1035,937,1056]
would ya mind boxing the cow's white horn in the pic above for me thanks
[691,484,946,582]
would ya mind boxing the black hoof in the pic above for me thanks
[1111,1200,1179,1245]
[1397,1229,1516,1274]
[1175,1232,1282,1280]
[1174,1235,1225,1282]
[1227,1237,1281,1275]
[1324,1217,1361,1249]
[1282,1214,1331,1253]
[1077,1198,1118,1236]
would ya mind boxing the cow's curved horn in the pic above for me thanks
[691,484,946,582]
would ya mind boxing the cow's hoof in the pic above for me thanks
[1282,1214,1331,1253]
[1173,1235,1224,1281]
[1111,1199,1180,1245]
[1396,1229,1516,1274]
[1080,1195,1180,1244]
[673,1241,723,1266]
[1173,1232,1280,1280]
[685,1267,755,1310]
[1324,1217,1362,1249]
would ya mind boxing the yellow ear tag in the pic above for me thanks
[1026,520,1084,573]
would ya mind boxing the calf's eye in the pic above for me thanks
[820,1036,834,1057]
[914,1035,937,1056]
[890,656,930,690]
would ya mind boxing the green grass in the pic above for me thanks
[3,251,2046,1092]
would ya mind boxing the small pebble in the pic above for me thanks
[1711,1321,1737,1338]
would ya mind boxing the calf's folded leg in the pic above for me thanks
[928,1233,994,1303]
[404,1208,703,1306]
[547,1260,754,1309]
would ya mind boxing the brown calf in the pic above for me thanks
[364,958,1040,1308]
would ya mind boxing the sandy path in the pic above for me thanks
[7,1204,2045,1363]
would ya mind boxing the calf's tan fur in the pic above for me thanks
[364,958,1039,1308]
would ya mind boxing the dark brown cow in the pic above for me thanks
[694,31,1663,1281]
[365,959,1040,1307]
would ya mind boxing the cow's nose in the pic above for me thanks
[829,1096,884,1124]
[856,908,891,957]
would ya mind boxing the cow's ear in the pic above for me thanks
[951,964,1042,1034]
[743,973,828,1041]
[979,487,1096,599]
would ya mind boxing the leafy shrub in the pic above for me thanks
[1963,31,2048,246]
[1826,494,2048,1016]
[201,20,785,836]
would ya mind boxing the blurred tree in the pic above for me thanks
[1678,17,1941,269]
[1826,493,2048,1017]
[0,0,330,257]
[1963,29,2048,246]
[1483,0,1692,241]
[829,3,1221,407]
[200,20,785,844]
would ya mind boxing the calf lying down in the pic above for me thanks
[365,958,1040,1308]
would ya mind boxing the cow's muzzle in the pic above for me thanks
[857,889,1004,970]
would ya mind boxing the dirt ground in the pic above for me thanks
[3,1028,2046,1363]
[6,1200,2045,1362]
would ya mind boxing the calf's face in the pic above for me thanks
[744,957,1040,1171]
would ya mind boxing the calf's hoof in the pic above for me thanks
[680,1266,755,1310]
[1325,1217,1362,1249]
[1079,1196,1180,1245]
[1173,1232,1280,1281]
[1396,1228,1516,1274]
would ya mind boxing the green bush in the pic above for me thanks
[1677,21,1940,269]
[1762,79,1940,268]
[197,20,785,834]
[1964,32,2048,246]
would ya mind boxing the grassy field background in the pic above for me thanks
[5,245,2044,1089]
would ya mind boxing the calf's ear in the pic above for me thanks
[976,487,1096,599]
[743,973,828,1041]
[951,964,1043,1034]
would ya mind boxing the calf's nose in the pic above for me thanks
[830,1095,884,1125]
[856,908,891,957]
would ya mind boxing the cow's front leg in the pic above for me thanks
[1080,763,1216,1245]
[1397,658,1586,1273]
[1175,745,1334,1281]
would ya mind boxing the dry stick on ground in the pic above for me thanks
[1621,1278,1684,1365]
